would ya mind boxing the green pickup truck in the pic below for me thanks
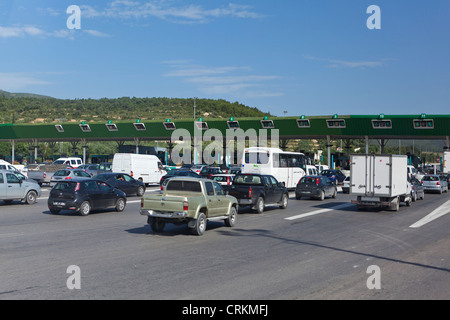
[140,177,238,235]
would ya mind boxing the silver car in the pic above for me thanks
[0,169,41,204]
[50,169,91,187]
[422,174,448,194]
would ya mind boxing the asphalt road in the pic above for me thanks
[1,186,449,300]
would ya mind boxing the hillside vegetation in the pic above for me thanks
[0,93,269,124]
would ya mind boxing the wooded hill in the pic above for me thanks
[0,92,269,124]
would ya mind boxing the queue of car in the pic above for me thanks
[1,156,450,225]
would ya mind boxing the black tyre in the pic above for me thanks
[79,201,91,216]
[115,198,126,212]
[255,197,265,213]
[279,193,288,209]
[25,191,37,205]
[318,190,325,201]
[150,218,166,233]
[191,212,207,236]
[137,186,145,197]
[224,207,237,227]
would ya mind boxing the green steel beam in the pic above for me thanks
[1,114,449,142]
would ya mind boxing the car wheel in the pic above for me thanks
[332,189,337,198]
[137,186,145,197]
[255,197,265,214]
[279,193,288,209]
[150,218,165,233]
[224,206,237,227]
[412,192,417,202]
[421,192,425,200]
[79,201,91,216]
[25,191,37,205]
[318,190,325,201]
[191,212,207,236]
[115,197,126,212]
[295,194,301,200]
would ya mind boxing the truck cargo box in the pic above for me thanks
[350,154,407,198]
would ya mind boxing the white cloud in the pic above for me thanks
[0,73,52,91]
[163,61,283,99]
[0,26,46,38]
[80,1,264,24]
[304,55,386,68]
[0,24,110,39]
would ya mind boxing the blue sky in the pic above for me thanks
[1,0,449,117]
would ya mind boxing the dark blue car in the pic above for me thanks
[320,169,346,185]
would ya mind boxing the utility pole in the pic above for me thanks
[194,97,198,119]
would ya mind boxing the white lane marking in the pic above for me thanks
[285,203,353,221]
[409,199,450,228]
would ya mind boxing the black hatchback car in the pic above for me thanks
[295,175,337,200]
[48,179,127,216]
[92,172,145,196]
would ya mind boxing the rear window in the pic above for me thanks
[233,175,262,185]
[212,176,227,182]
[54,182,77,191]
[423,176,439,181]
[166,180,202,192]
[300,177,318,184]
[54,170,70,176]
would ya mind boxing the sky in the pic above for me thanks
[0,0,449,117]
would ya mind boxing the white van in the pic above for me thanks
[112,153,166,185]
[0,160,18,172]
[53,157,83,168]
[305,165,318,176]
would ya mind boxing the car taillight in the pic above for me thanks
[227,177,230,185]
[160,184,163,191]
[183,201,189,211]
[43,172,46,178]
[65,176,71,180]
[249,187,253,198]
[437,181,440,185]
[316,178,320,185]
[74,183,80,191]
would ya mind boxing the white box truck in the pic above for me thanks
[350,154,412,211]
[443,151,450,173]
[112,154,166,185]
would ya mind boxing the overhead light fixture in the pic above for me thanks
[227,117,240,129]
[326,115,346,128]
[296,115,310,128]
[105,120,118,131]
[260,116,274,129]
[133,119,146,131]
[163,118,176,130]
[79,121,91,132]
[195,117,208,130]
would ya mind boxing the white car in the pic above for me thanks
[211,174,235,186]
[342,176,350,194]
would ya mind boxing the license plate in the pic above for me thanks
[53,201,66,206]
